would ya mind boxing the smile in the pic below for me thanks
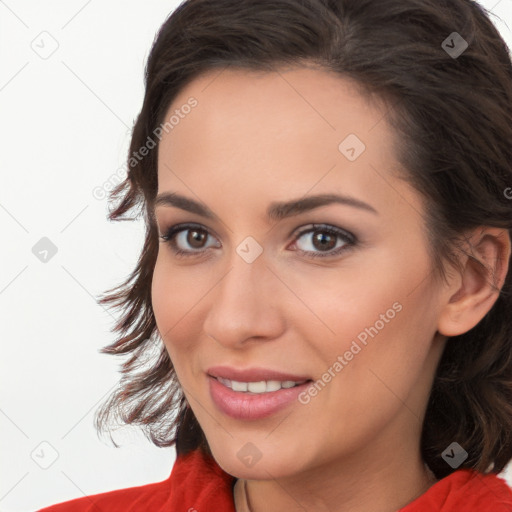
[208,375,313,420]
[216,377,308,393]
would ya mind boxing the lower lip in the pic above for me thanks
[208,376,311,420]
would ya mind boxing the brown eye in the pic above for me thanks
[311,231,337,251]
[187,228,208,248]
[292,224,356,259]
[159,223,221,257]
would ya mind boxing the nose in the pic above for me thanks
[202,250,286,348]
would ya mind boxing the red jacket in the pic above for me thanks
[38,448,512,511]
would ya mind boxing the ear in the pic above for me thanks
[437,227,511,337]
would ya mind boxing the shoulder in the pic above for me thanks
[401,468,512,511]
[36,478,171,512]
[37,449,236,512]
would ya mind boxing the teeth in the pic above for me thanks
[232,380,248,392]
[247,381,267,393]
[216,377,306,393]
[265,380,282,392]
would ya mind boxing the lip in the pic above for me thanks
[207,365,311,382]
[208,375,312,420]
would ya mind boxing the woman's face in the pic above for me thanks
[152,66,449,480]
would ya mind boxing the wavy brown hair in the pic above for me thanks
[93,0,512,480]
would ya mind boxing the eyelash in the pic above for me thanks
[159,222,357,260]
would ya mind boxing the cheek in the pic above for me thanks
[151,257,192,353]
[151,257,174,335]
[275,261,402,357]
[315,266,439,416]
[298,245,438,377]
[151,254,213,366]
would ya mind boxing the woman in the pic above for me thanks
[39,0,512,510]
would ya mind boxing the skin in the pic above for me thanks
[151,65,511,512]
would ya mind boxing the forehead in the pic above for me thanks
[155,66,413,223]
[160,65,389,152]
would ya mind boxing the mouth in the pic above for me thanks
[213,376,311,394]
[206,366,314,420]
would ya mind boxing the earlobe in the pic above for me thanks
[437,227,511,337]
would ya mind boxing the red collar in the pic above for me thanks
[167,449,512,511]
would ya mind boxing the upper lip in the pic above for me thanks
[207,365,312,382]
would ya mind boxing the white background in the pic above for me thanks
[1,1,511,511]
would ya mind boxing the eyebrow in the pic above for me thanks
[153,191,378,221]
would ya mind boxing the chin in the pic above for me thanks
[214,453,294,481]
[206,435,310,480]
